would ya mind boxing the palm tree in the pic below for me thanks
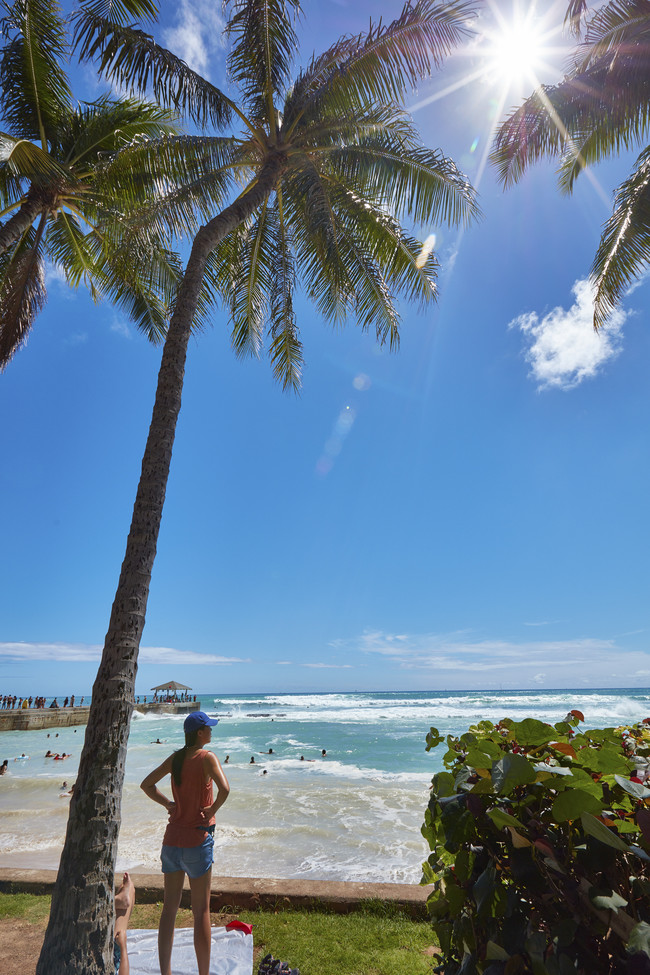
[0,0,181,367]
[490,0,650,328]
[37,1,480,971]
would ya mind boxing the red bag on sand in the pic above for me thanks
[226,920,253,935]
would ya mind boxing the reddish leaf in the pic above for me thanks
[570,710,585,722]
[637,808,650,842]
[534,838,557,858]
[550,742,577,758]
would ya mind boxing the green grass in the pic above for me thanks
[0,894,437,975]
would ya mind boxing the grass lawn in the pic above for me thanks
[0,893,438,975]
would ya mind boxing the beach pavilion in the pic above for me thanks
[151,680,192,700]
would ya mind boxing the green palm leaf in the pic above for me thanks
[284,0,477,137]
[79,0,158,24]
[0,0,72,144]
[592,147,650,328]
[72,12,235,130]
[0,129,67,180]
[226,0,301,124]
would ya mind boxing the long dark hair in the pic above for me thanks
[171,729,199,786]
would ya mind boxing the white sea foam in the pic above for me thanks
[2,688,648,881]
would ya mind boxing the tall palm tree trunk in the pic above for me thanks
[0,196,43,254]
[36,153,286,975]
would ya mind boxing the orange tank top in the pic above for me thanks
[162,749,215,848]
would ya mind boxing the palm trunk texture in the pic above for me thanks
[0,196,43,255]
[36,154,286,975]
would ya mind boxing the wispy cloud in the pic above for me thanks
[110,317,131,340]
[509,278,627,390]
[163,0,225,77]
[302,662,354,669]
[0,641,247,666]
[332,629,649,687]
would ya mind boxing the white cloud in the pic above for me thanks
[0,641,246,666]
[111,317,131,340]
[163,0,225,77]
[510,278,627,390]
[334,629,650,688]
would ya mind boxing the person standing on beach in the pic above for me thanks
[140,711,229,975]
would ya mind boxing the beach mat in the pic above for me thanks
[124,926,253,975]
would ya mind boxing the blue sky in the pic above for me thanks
[1,0,648,696]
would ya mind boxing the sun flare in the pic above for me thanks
[490,21,546,84]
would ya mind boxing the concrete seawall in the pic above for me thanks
[0,868,430,917]
[0,701,195,733]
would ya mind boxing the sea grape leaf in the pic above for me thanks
[551,918,578,949]
[569,709,585,722]
[473,864,498,915]
[432,771,456,798]
[466,748,495,770]
[470,775,495,794]
[512,719,556,747]
[488,807,525,830]
[492,753,537,794]
[486,941,510,960]
[580,812,630,851]
[615,774,650,800]
[533,762,573,776]
[575,747,630,774]
[627,921,650,958]
[507,826,532,848]
[589,886,628,911]
[552,788,603,822]
[426,727,444,751]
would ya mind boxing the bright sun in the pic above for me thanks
[488,21,546,85]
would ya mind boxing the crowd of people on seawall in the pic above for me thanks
[2,691,200,710]
[1,694,85,709]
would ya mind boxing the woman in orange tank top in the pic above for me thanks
[141,711,230,975]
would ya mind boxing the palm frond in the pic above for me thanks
[592,147,650,328]
[78,0,158,25]
[326,133,479,228]
[284,0,477,137]
[571,0,650,70]
[268,188,301,390]
[0,0,72,143]
[492,1,650,190]
[226,0,301,124]
[62,96,177,168]
[0,130,68,180]
[564,0,589,36]
[0,220,46,367]
[228,199,275,359]
[92,136,241,246]
[72,11,235,130]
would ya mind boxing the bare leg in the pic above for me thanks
[188,867,213,975]
[115,872,135,975]
[158,871,185,975]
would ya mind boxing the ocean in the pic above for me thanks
[0,688,648,883]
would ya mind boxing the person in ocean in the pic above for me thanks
[140,711,229,975]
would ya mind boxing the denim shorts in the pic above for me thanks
[161,833,214,878]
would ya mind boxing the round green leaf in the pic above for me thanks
[552,788,603,822]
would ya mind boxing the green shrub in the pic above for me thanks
[421,712,650,974]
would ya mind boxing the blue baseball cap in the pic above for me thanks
[184,711,219,733]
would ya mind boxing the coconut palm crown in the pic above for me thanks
[37,2,480,972]
[76,0,481,388]
[0,0,182,368]
[490,0,650,329]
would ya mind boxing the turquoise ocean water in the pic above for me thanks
[0,688,648,882]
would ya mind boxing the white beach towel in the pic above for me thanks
[124,926,253,975]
